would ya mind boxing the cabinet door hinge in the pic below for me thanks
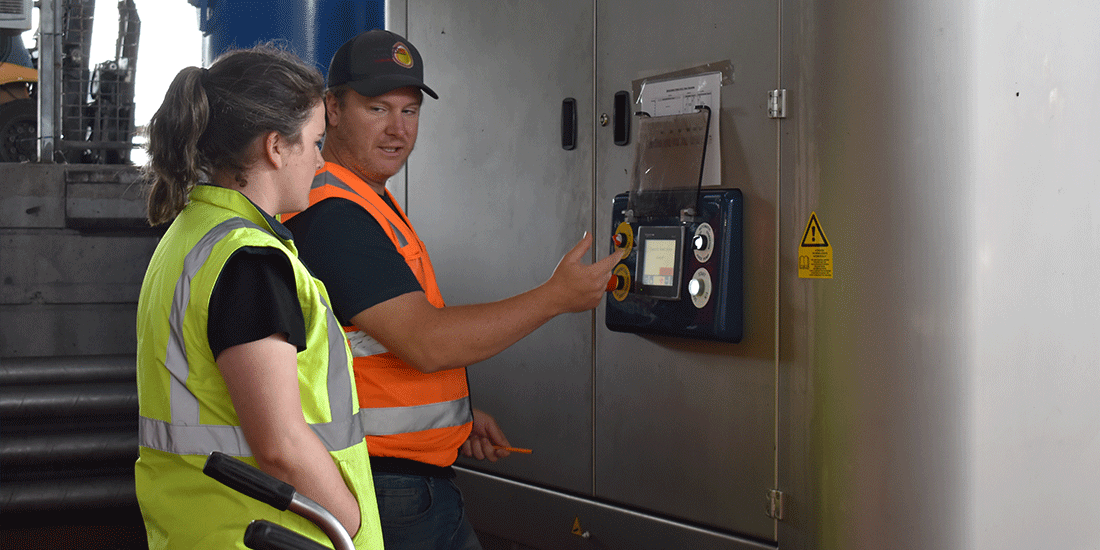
[768,89,787,119]
[766,489,785,520]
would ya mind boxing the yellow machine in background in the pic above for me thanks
[0,32,37,162]
[0,0,140,165]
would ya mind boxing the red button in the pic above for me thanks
[606,275,626,292]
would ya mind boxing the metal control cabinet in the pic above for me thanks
[397,0,778,546]
[394,0,1100,549]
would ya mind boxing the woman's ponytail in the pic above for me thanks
[144,66,210,226]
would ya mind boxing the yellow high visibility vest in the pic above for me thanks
[135,185,383,549]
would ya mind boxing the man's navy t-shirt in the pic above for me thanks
[283,197,424,326]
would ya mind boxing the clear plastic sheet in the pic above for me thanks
[627,107,711,218]
[631,60,735,103]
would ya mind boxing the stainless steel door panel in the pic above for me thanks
[594,0,779,539]
[405,0,597,494]
[778,0,977,548]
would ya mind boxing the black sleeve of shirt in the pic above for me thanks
[284,197,424,326]
[208,247,307,360]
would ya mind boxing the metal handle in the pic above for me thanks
[285,494,357,550]
[561,97,577,150]
[613,90,631,146]
[204,452,357,550]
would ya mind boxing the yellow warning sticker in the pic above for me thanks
[798,212,833,279]
[571,517,584,536]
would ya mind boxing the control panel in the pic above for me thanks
[605,189,743,343]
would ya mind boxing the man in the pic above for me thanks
[284,30,621,550]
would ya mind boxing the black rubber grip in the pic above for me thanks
[613,90,631,146]
[561,97,577,150]
[244,520,332,550]
[203,451,295,511]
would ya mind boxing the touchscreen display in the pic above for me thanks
[641,239,677,286]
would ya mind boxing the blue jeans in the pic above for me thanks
[373,473,483,550]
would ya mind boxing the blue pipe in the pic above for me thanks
[188,0,384,80]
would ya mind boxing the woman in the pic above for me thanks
[134,45,382,549]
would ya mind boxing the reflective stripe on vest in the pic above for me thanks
[138,218,365,457]
[364,398,472,436]
[346,329,389,357]
[343,329,471,436]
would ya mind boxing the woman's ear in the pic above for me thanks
[263,130,283,169]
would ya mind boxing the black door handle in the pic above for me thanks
[561,97,577,151]
[614,90,630,146]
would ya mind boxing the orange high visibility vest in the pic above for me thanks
[288,162,472,467]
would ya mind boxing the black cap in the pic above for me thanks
[327,30,438,100]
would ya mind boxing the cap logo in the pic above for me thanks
[392,43,414,68]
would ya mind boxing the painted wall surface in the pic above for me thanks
[970,1,1100,547]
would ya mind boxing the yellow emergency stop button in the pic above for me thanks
[611,264,631,302]
[612,221,633,258]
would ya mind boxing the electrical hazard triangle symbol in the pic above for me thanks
[798,211,833,279]
[571,517,584,536]
[800,212,829,247]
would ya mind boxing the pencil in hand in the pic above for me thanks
[493,445,533,454]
